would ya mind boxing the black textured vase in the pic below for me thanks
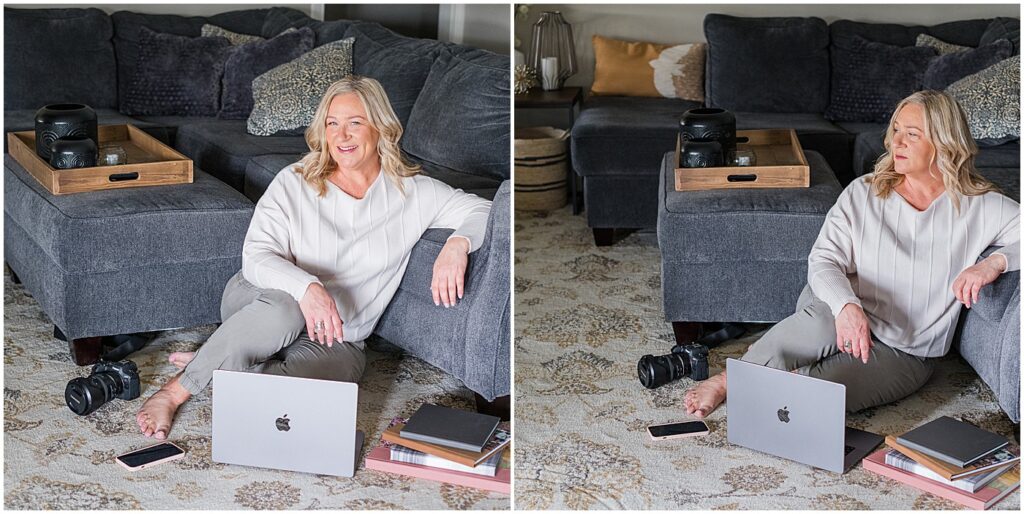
[679,108,736,159]
[35,103,98,161]
[49,135,97,169]
[679,139,724,168]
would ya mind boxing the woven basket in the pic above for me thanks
[514,127,569,211]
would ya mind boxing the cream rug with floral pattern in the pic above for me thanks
[514,207,1019,510]
[3,270,508,510]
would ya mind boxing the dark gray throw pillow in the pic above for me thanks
[122,26,232,116]
[825,35,937,122]
[219,27,315,120]
[923,38,1013,91]
[979,17,1020,55]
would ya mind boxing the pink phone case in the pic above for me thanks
[115,442,186,471]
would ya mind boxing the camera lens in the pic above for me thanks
[637,353,689,389]
[65,371,123,416]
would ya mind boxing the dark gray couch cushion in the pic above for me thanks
[122,27,232,116]
[826,35,936,122]
[4,7,117,110]
[404,48,510,181]
[111,9,273,113]
[829,18,994,48]
[259,7,352,45]
[343,21,446,125]
[220,27,315,119]
[704,14,830,113]
[923,38,1014,90]
[175,119,310,191]
[980,17,1021,54]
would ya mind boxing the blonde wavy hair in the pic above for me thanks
[867,90,998,211]
[297,76,420,196]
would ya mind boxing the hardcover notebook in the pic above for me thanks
[863,449,1019,510]
[896,416,1009,468]
[400,404,500,452]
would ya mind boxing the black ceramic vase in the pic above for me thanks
[49,135,97,169]
[679,139,724,168]
[679,108,736,159]
[35,103,98,161]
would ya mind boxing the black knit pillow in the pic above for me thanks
[923,38,1014,91]
[219,27,315,119]
[122,27,232,116]
[825,35,937,122]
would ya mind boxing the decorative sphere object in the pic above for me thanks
[514,65,538,95]
[679,108,736,159]
[34,103,98,161]
[49,135,97,169]
[679,139,724,168]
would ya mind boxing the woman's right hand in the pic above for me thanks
[299,283,344,346]
[835,303,872,364]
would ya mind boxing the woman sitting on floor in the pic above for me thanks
[137,76,492,439]
[684,89,1019,417]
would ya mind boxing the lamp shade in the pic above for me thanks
[528,11,577,89]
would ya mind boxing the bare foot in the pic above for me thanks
[168,352,196,370]
[684,371,728,418]
[136,374,191,440]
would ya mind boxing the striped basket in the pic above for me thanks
[514,127,570,211]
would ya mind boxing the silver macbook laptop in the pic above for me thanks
[726,358,882,473]
[212,370,364,477]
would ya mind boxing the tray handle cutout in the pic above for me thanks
[727,174,758,182]
[108,172,140,182]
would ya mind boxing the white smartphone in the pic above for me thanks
[115,442,186,471]
[647,420,710,441]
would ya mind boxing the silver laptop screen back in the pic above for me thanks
[212,370,358,476]
[727,358,846,473]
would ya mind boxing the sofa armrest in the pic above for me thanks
[461,180,511,400]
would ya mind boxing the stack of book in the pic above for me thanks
[862,416,1020,509]
[364,404,511,494]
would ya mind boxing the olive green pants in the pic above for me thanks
[741,285,935,412]
[179,271,365,395]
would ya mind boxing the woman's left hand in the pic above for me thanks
[431,237,470,308]
[952,254,1006,308]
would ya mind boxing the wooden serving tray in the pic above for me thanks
[7,124,192,195]
[674,129,809,191]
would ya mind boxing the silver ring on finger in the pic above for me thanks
[843,340,852,350]
[315,320,326,333]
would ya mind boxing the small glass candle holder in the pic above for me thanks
[728,149,757,167]
[97,143,128,166]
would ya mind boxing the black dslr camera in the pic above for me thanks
[65,360,141,416]
[637,342,710,389]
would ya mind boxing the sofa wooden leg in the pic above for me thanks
[474,393,510,421]
[54,325,103,366]
[672,322,703,345]
[593,228,615,246]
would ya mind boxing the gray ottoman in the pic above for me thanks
[4,155,254,352]
[657,150,842,325]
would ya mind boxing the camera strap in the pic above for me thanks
[695,322,747,348]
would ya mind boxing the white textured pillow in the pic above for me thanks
[649,43,706,101]
[201,24,264,45]
[915,33,969,55]
[946,55,1020,144]
[246,38,355,137]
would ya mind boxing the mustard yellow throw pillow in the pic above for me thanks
[591,34,706,102]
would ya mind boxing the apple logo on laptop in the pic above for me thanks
[777,406,790,423]
[275,414,291,432]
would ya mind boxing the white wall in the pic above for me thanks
[462,4,510,55]
[10,4,313,17]
[515,4,1020,89]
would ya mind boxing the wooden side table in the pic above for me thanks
[515,86,584,214]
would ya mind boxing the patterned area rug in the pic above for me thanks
[513,206,1020,510]
[3,271,508,510]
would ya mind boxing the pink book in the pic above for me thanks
[863,449,1019,510]
[364,444,510,494]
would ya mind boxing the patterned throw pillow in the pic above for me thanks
[246,38,355,136]
[201,24,264,45]
[915,33,969,55]
[122,27,233,116]
[591,35,705,101]
[946,55,1020,144]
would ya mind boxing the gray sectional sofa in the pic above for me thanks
[3,7,510,402]
[571,14,1019,421]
